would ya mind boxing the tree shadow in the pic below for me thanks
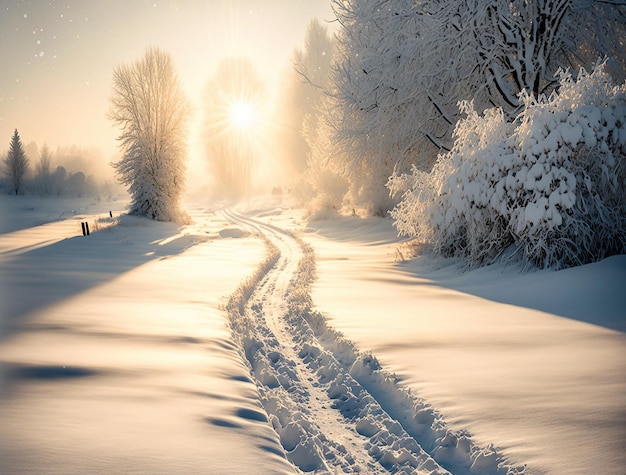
[394,254,626,333]
[0,195,122,235]
[307,216,626,333]
[304,215,401,246]
[0,216,204,341]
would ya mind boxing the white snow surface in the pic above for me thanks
[0,196,293,474]
[1,194,624,474]
[299,214,626,475]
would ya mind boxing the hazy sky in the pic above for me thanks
[0,0,336,164]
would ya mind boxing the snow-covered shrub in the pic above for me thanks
[390,61,626,269]
[509,66,626,268]
[389,103,516,266]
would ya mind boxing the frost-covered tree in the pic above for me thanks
[328,0,427,215]
[329,0,626,215]
[286,18,335,175]
[474,0,626,110]
[109,47,190,221]
[390,62,626,270]
[4,129,29,195]
[295,94,349,218]
[282,19,347,216]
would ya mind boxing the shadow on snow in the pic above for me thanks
[0,215,201,341]
[307,216,626,333]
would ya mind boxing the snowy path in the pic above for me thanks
[221,208,516,475]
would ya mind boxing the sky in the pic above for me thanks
[0,0,337,170]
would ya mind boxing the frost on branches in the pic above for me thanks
[389,62,626,270]
[109,48,190,222]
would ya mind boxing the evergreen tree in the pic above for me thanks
[4,129,29,195]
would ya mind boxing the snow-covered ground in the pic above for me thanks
[1,194,624,474]
[0,196,293,474]
[300,214,626,475]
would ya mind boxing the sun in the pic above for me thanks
[229,101,255,129]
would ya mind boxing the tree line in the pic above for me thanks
[280,0,625,268]
[8,1,623,268]
[1,129,117,198]
[285,0,625,217]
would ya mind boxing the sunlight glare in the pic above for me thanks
[229,101,255,129]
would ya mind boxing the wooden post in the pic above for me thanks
[81,222,86,236]
[85,222,90,236]
[109,211,113,218]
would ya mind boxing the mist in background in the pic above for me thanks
[0,1,337,195]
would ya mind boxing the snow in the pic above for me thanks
[303,214,626,475]
[0,196,293,474]
[1,194,625,474]
[389,64,626,270]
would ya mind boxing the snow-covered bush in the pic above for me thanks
[390,104,516,266]
[390,62,626,269]
[328,0,626,216]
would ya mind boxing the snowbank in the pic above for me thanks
[303,213,626,475]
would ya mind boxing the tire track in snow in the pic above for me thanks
[221,208,523,475]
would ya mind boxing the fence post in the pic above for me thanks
[109,211,113,218]
[81,222,86,236]
[85,222,90,236]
